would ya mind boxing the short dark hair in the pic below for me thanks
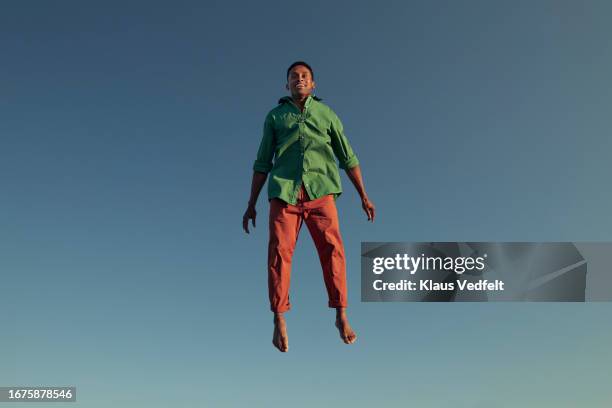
[286,61,314,80]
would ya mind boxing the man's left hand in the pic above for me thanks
[361,196,375,222]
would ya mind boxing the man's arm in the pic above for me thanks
[328,113,360,171]
[328,112,375,222]
[244,113,275,234]
[243,171,268,234]
[346,165,375,222]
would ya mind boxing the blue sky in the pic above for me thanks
[1,1,611,406]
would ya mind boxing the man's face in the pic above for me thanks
[286,65,315,98]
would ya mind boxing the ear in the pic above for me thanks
[312,81,316,89]
[285,83,289,91]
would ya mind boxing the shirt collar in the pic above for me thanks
[278,94,322,106]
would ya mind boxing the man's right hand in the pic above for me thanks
[243,204,257,234]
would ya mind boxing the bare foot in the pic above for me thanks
[335,309,357,344]
[272,314,289,352]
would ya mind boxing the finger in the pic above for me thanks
[243,217,249,234]
[371,207,375,222]
[253,216,256,228]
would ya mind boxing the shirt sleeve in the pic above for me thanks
[329,112,359,170]
[253,113,275,173]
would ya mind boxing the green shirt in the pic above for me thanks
[253,94,360,205]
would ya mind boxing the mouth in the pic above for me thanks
[296,84,306,89]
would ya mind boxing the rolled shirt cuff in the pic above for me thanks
[339,156,359,170]
[253,161,273,173]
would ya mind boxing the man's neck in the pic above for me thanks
[291,94,310,112]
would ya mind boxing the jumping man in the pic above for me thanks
[243,61,375,352]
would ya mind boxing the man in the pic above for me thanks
[243,61,375,352]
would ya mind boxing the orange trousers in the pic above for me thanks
[268,183,348,313]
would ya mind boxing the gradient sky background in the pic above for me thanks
[1,1,611,407]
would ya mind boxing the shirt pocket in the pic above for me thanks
[304,114,332,143]
[274,113,301,154]
[274,112,299,132]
